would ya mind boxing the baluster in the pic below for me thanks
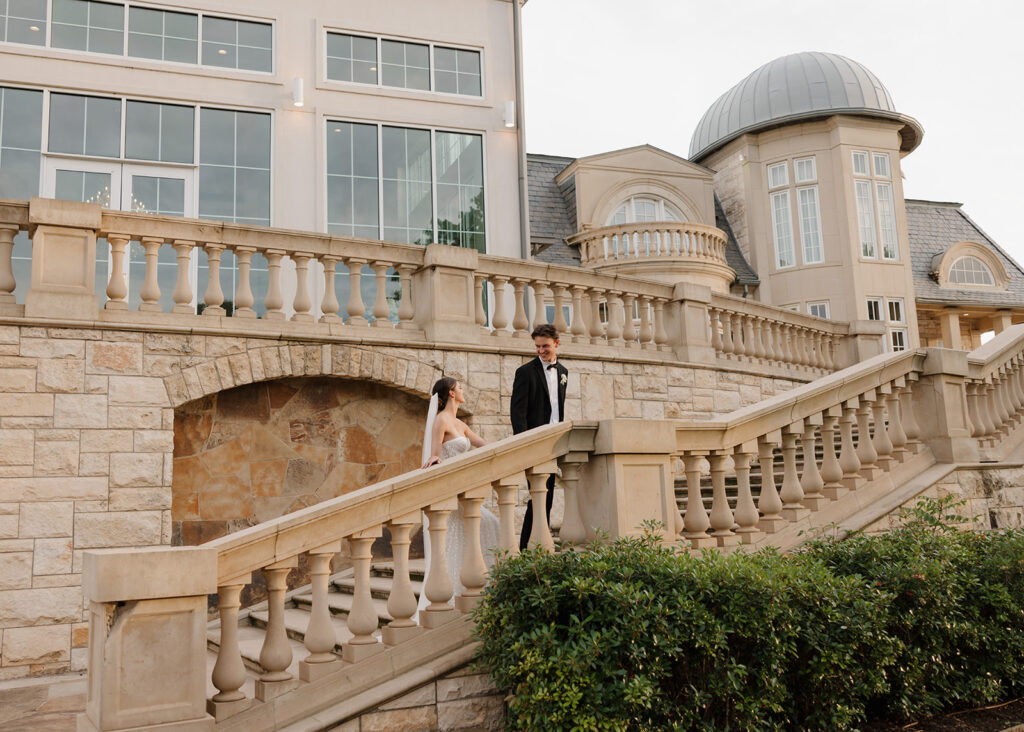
[682,453,715,548]
[966,381,984,438]
[299,543,341,681]
[996,371,1013,433]
[526,463,557,551]
[800,420,827,510]
[742,314,756,359]
[493,474,521,555]
[756,435,787,533]
[511,278,530,337]
[474,274,489,335]
[319,256,340,322]
[138,237,162,311]
[235,247,257,318]
[779,426,809,521]
[557,456,587,545]
[570,286,588,343]
[733,313,748,358]
[732,444,760,541]
[209,575,250,712]
[721,311,735,356]
[622,293,638,347]
[255,558,297,700]
[104,233,129,310]
[589,288,605,344]
[887,384,908,463]
[531,279,548,332]
[343,528,385,661]
[263,249,286,320]
[900,379,922,454]
[421,503,459,628]
[709,308,723,355]
[856,397,881,480]
[708,451,737,548]
[771,322,786,364]
[639,296,654,348]
[371,261,392,327]
[171,240,194,313]
[820,412,846,500]
[291,253,314,322]
[606,291,625,345]
[839,402,863,490]
[343,257,368,326]
[553,284,569,336]
[653,299,669,351]
[979,380,998,440]
[455,487,490,612]
[382,514,421,645]
[750,317,765,360]
[0,225,17,302]
[871,391,894,471]
[396,264,415,329]
[761,318,775,362]
[823,335,836,370]
[490,276,510,336]
[201,243,226,316]
[671,454,685,539]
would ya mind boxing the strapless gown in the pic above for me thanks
[416,436,502,616]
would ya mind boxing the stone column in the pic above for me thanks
[412,244,481,343]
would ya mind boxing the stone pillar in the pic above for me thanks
[993,310,1013,334]
[663,282,715,364]
[837,320,887,367]
[914,348,978,462]
[25,197,102,320]
[412,244,481,343]
[939,309,962,350]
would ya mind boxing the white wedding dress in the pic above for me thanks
[416,436,502,616]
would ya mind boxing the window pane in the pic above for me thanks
[381,39,430,90]
[876,182,898,259]
[53,0,87,26]
[202,16,272,72]
[198,107,234,165]
[4,0,47,45]
[199,108,270,227]
[51,21,87,50]
[949,256,995,286]
[48,93,120,158]
[797,186,822,264]
[327,32,378,84]
[127,32,161,59]
[125,101,194,163]
[852,151,869,176]
[794,157,816,183]
[89,26,122,55]
[866,299,881,321]
[770,190,794,268]
[855,179,876,257]
[327,121,378,237]
[128,6,197,63]
[873,153,890,178]
[0,87,43,199]
[768,162,787,188]
[52,0,124,55]
[382,126,432,244]
[129,6,161,34]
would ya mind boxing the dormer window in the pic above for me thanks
[949,256,995,286]
[932,242,1008,290]
[607,196,679,225]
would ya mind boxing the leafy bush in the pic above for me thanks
[473,535,893,731]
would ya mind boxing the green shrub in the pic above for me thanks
[473,535,893,731]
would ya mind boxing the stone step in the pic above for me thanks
[330,573,423,601]
[207,619,308,676]
[247,606,358,649]
[292,589,395,623]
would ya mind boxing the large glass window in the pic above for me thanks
[0,86,43,198]
[201,15,271,72]
[51,0,123,55]
[325,32,376,84]
[853,148,900,261]
[767,162,788,188]
[199,107,270,226]
[48,92,120,157]
[797,186,822,264]
[435,131,484,252]
[608,196,679,225]
[1,0,46,45]
[876,182,898,260]
[434,46,481,96]
[949,255,995,286]
[855,179,876,258]
[381,39,429,91]
[770,190,794,268]
[326,121,379,239]
[382,125,432,244]
[128,5,196,63]
[125,101,193,163]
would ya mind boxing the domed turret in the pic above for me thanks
[689,52,922,162]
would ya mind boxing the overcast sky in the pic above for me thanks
[522,0,1023,263]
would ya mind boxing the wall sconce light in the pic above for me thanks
[503,100,516,129]
[292,78,304,107]
[738,153,746,162]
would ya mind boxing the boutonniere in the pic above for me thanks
[560,374,567,386]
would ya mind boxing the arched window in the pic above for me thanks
[607,196,680,225]
[948,255,995,286]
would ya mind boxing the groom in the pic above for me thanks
[511,324,568,550]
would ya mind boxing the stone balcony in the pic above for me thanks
[567,220,734,292]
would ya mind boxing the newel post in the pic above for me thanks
[915,348,978,462]
[25,197,102,320]
[662,282,716,364]
[79,547,218,732]
[412,243,482,343]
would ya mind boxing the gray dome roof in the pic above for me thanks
[689,52,923,161]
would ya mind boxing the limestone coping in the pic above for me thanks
[82,546,218,603]
[711,292,850,335]
[967,323,1024,378]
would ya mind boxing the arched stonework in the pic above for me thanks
[590,178,705,229]
[931,241,1009,290]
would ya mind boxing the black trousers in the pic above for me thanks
[519,473,555,550]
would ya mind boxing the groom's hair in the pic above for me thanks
[531,324,559,341]
[432,376,458,410]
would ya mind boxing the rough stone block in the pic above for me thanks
[436,696,504,731]
[0,369,36,392]
[35,359,85,393]
[436,673,498,701]
[34,441,79,476]
[34,537,73,575]
[360,706,438,732]
[0,393,54,417]
[19,501,73,537]
[0,551,32,589]
[144,333,203,355]
[110,453,164,488]
[713,390,742,413]
[20,338,84,359]
[80,429,133,453]
[108,487,172,511]
[614,399,641,418]
[53,394,107,428]
[0,477,106,502]
[73,511,163,549]
[108,376,169,406]
[0,325,19,344]
[86,341,143,374]
[0,429,33,466]
[379,683,437,710]
[133,430,174,453]
[0,587,82,627]
[2,624,70,665]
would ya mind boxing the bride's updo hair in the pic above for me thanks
[432,376,458,411]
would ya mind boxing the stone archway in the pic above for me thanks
[171,377,427,545]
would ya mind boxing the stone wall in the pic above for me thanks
[0,321,802,681]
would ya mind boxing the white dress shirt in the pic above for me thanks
[541,357,560,424]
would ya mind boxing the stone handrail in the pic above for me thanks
[568,221,728,269]
[81,421,594,731]
[709,292,850,372]
[964,324,1024,458]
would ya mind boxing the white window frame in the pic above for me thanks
[767,161,788,189]
[770,189,795,269]
[872,152,890,178]
[876,182,898,260]
[887,297,905,324]
[797,185,823,264]
[852,150,869,176]
[890,328,907,352]
[866,297,882,321]
[806,301,830,319]
[948,255,996,286]
[606,196,680,226]
[794,156,816,183]
[855,179,877,258]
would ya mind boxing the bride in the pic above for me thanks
[417,377,502,616]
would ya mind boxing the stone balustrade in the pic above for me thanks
[569,221,728,269]
[966,323,1024,460]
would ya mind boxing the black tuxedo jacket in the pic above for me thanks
[510,358,568,434]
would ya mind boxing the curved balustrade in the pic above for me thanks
[568,221,729,269]
[965,323,1024,456]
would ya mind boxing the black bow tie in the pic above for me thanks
[546,364,557,370]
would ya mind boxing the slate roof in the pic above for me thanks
[716,195,759,286]
[526,153,580,266]
[906,199,1024,307]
